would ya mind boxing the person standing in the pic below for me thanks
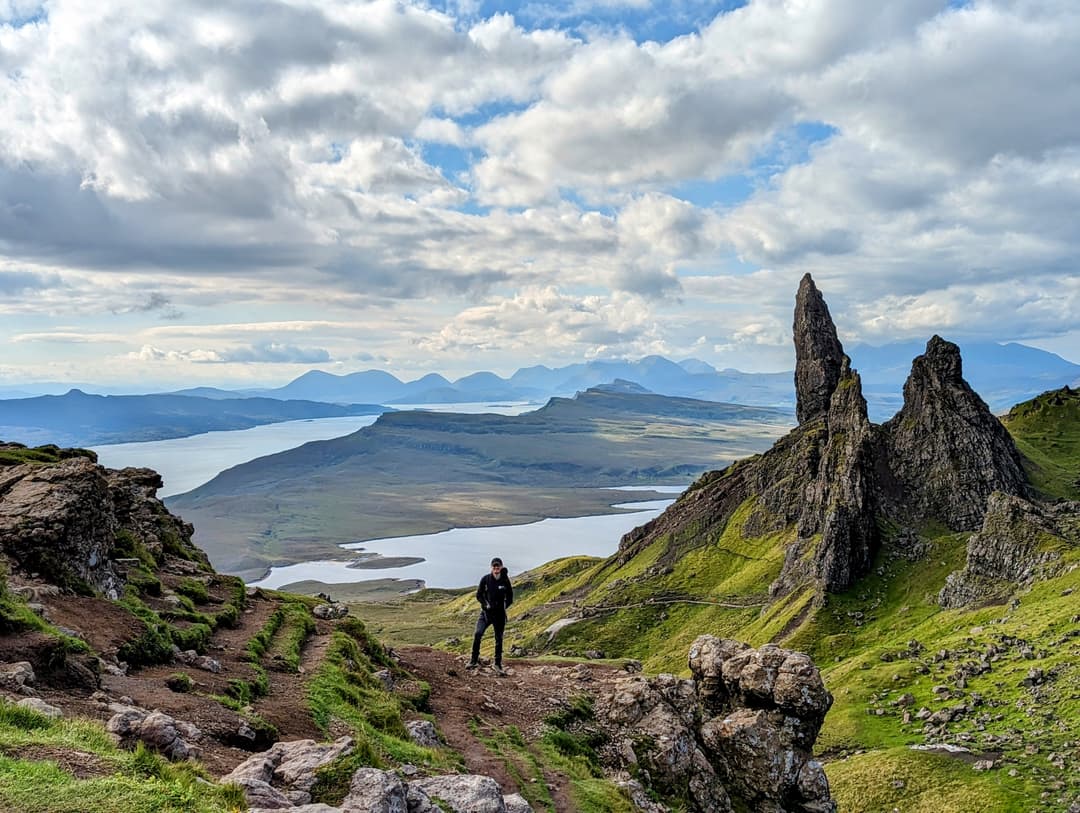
[467,557,513,674]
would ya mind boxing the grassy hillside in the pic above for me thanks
[1003,386,1080,500]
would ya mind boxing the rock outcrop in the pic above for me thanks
[0,455,207,598]
[594,636,835,813]
[620,273,879,595]
[228,747,533,813]
[107,703,202,761]
[619,276,1044,603]
[939,492,1080,608]
[882,336,1028,530]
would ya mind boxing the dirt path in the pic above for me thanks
[254,618,333,742]
[396,647,625,813]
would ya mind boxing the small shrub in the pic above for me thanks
[166,673,193,693]
[175,578,209,605]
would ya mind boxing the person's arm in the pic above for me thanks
[505,575,513,609]
[476,576,486,606]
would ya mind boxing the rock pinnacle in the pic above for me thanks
[793,274,845,424]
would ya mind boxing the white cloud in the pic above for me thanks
[2,0,1079,385]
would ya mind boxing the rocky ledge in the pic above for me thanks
[0,453,207,597]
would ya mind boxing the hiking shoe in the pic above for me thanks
[465,662,479,671]
[493,665,507,676]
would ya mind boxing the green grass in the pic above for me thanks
[1003,387,1080,500]
[0,443,97,468]
[264,602,316,672]
[0,699,244,813]
[306,619,460,776]
[828,748,1043,812]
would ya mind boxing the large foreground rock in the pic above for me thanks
[596,637,835,813]
[106,704,200,761]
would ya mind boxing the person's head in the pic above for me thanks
[490,557,504,575]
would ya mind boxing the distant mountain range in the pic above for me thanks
[2,342,1076,438]
[171,341,1080,421]
[0,390,388,447]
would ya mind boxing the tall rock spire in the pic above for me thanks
[793,274,845,424]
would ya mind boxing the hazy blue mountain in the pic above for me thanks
[678,358,718,375]
[208,341,1077,414]
[168,386,251,399]
[0,390,388,446]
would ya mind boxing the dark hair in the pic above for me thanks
[490,557,503,567]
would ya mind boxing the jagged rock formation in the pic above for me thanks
[618,276,1048,603]
[593,636,834,813]
[939,492,1080,607]
[620,275,879,595]
[0,455,206,598]
[883,336,1029,530]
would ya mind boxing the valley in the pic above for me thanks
[168,388,792,580]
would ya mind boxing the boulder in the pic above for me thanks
[502,793,533,813]
[222,736,354,808]
[16,697,63,718]
[0,661,36,692]
[340,767,407,813]
[106,705,200,761]
[405,719,440,748]
[409,775,506,813]
[313,603,349,620]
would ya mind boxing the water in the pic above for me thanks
[90,402,541,497]
[91,416,381,497]
[252,488,686,590]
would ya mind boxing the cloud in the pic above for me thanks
[417,286,668,360]
[2,0,1080,385]
[110,291,184,319]
[129,342,331,364]
[219,343,333,363]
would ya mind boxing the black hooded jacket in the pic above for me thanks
[476,571,513,615]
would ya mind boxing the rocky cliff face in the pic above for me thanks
[619,275,1047,605]
[939,492,1079,608]
[620,275,880,595]
[794,274,845,425]
[0,451,206,598]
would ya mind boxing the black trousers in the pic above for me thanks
[471,609,506,666]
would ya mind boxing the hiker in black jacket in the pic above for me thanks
[467,556,513,674]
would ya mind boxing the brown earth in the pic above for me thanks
[396,646,628,812]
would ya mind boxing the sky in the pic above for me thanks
[1,0,1078,390]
